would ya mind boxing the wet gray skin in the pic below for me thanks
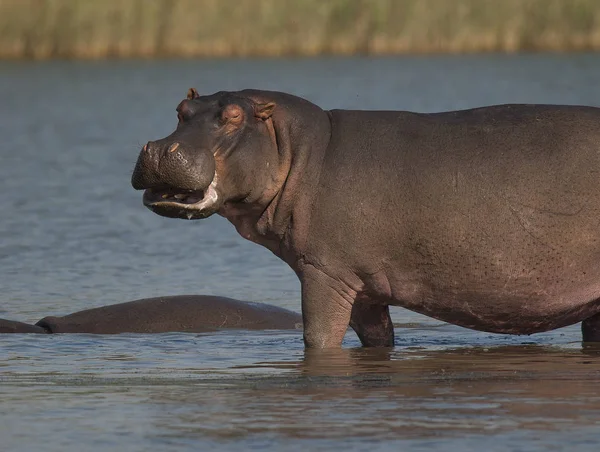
[131,88,600,348]
[0,295,302,334]
[0,318,47,334]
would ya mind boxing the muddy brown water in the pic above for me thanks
[1,54,600,451]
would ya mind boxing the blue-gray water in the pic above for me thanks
[2,55,600,451]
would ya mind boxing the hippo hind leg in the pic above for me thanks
[350,300,394,347]
[582,312,600,342]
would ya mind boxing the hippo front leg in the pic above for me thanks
[350,300,395,347]
[582,312,600,342]
[301,266,356,348]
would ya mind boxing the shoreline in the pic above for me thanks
[1,0,600,60]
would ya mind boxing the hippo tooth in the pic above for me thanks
[161,194,169,199]
[174,194,186,200]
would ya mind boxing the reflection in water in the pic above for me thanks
[2,325,600,450]
[3,339,600,449]
[147,345,600,441]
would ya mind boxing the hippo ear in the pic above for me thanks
[254,102,276,120]
[187,88,200,100]
[221,104,244,126]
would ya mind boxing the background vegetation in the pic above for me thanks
[1,0,600,59]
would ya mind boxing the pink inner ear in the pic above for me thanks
[255,102,276,119]
[187,88,199,100]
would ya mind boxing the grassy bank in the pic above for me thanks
[1,0,600,59]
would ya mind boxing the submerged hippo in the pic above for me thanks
[0,295,302,334]
[132,88,600,348]
[0,318,47,334]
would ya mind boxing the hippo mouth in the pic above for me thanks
[142,180,219,220]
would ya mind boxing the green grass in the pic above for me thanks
[1,0,600,59]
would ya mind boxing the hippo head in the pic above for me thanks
[131,88,278,220]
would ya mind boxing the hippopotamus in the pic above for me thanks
[0,295,302,334]
[131,88,600,348]
[0,318,47,334]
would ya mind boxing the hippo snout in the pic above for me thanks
[131,138,221,220]
[131,140,216,192]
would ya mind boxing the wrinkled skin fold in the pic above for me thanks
[132,88,600,348]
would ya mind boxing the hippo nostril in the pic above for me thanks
[168,142,180,153]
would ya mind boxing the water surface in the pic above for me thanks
[1,54,600,451]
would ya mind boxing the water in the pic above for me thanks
[1,54,600,451]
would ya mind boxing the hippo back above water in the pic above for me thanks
[131,88,600,348]
[0,295,302,334]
